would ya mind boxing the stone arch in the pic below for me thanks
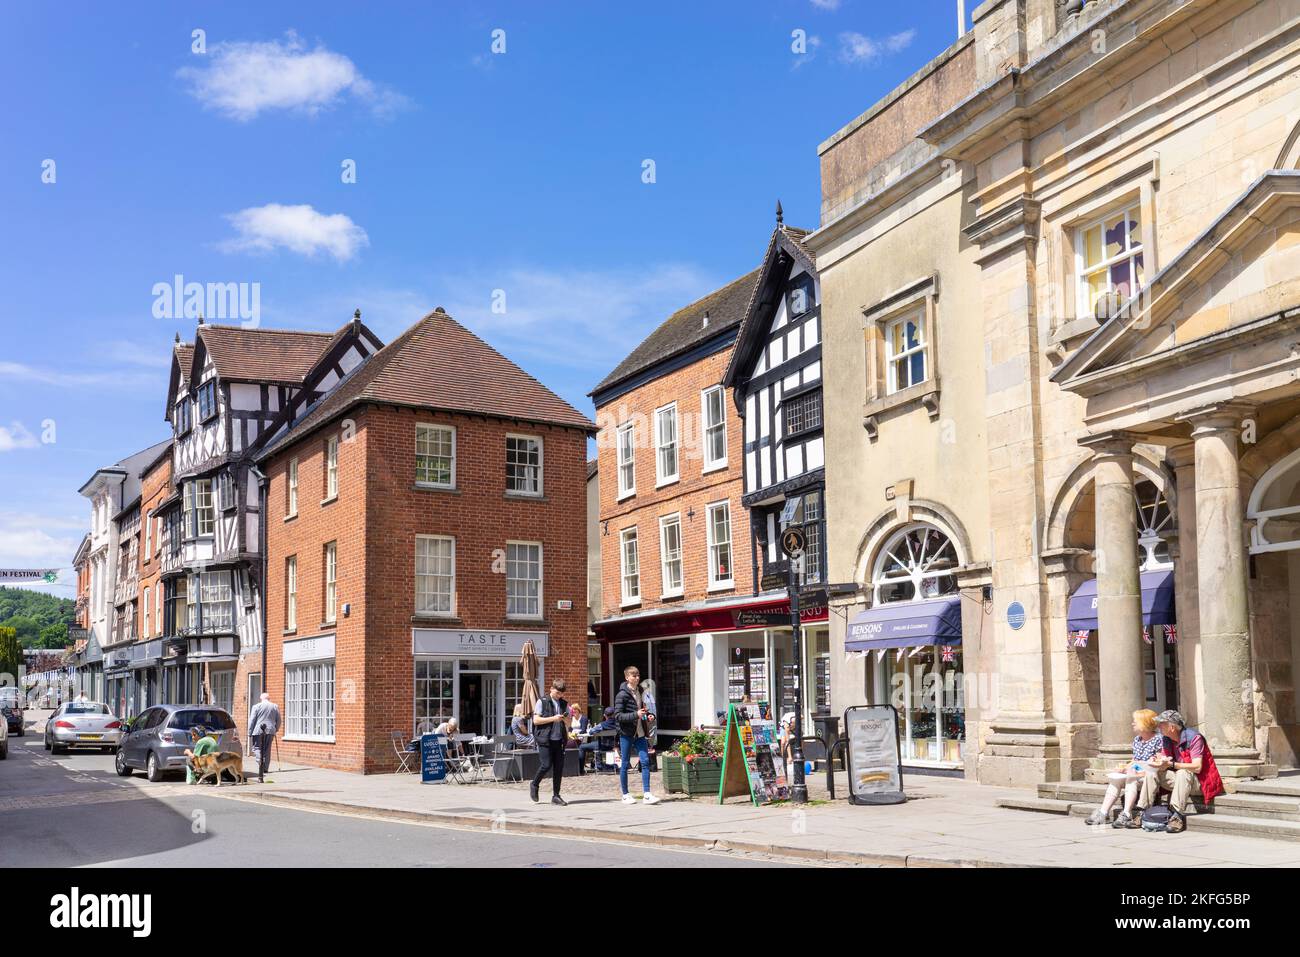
[1273,114,1300,171]
[1041,447,1175,553]
[1240,411,1300,500]
[851,498,974,586]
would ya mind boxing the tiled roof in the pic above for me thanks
[724,225,816,388]
[262,309,595,455]
[174,343,195,385]
[194,324,336,384]
[589,268,761,397]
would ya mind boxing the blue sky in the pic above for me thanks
[0,0,965,596]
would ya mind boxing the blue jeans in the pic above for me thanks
[619,735,651,795]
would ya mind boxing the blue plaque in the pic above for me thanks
[420,733,448,783]
[1007,601,1026,630]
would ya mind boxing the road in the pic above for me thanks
[0,716,794,868]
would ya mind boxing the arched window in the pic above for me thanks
[872,523,959,604]
[1135,480,1173,571]
[1247,447,1300,554]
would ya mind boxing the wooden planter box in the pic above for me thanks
[662,753,722,795]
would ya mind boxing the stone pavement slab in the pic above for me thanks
[191,756,1300,867]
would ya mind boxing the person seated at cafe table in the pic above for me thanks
[1085,708,1162,829]
[510,703,536,749]
[567,703,590,740]
[1135,709,1224,834]
[577,707,618,775]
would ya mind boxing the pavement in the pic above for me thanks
[10,708,1300,867]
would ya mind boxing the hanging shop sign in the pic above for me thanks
[843,704,906,805]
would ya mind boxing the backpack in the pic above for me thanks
[1140,804,1172,832]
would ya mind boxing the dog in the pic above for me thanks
[192,750,246,786]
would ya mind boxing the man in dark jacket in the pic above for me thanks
[531,678,571,805]
[613,666,660,805]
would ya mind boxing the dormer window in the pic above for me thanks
[197,381,218,422]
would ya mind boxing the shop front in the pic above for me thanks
[411,627,546,739]
[593,594,830,736]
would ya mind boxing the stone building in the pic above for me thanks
[810,0,1300,784]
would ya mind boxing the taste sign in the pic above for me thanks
[412,628,549,657]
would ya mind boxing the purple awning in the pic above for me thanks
[1066,569,1176,632]
[845,596,962,652]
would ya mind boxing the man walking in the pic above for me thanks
[613,665,660,805]
[247,692,281,784]
[531,678,571,805]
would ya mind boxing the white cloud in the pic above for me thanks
[0,510,84,595]
[810,0,842,9]
[793,34,822,70]
[219,204,369,262]
[0,422,38,452]
[178,31,408,121]
[839,29,916,65]
[0,362,157,392]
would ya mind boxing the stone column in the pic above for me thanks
[1175,404,1266,772]
[1080,432,1145,762]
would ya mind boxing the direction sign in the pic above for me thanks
[781,527,806,558]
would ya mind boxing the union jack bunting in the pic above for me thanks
[940,645,955,662]
[1142,625,1152,644]
[1068,629,1090,648]
[1164,624,1178,645]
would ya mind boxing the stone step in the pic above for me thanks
[1011,789,1300,841]
[1211,792,1300,821]
[1233,777,1300,799]
[996,796,1074,815]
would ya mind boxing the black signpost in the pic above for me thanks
[780,522,809,804]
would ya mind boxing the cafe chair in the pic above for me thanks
[391,730,418,774]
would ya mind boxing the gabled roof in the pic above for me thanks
[164,340,195,421]
[260,309,594,458]
[1052,171,1300,388]
[78,438,173,500]
[724,224,816,391]
[191,323,337,386]
[589,269,761,399]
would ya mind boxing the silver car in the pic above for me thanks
[44,700,123,753]
[115,704,242,782]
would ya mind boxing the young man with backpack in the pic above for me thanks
[531,678,571,805]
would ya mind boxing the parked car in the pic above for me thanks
[44,701,122,754]
[115,704,242,782]
[0,687,22,736]
[0,705,8,759]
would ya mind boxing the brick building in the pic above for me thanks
[590,267,828,734]
[258,308,594,773]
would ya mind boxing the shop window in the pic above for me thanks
[415,535,454,616]
[654,403,679,485]
[505,542,542,618]
[650,638,691,732]
[286,660,335,741]
[415,424,455,488]
[1076,203,1144,318]
[616,422,636,498]
[414,659,454,736]
[706,501,733,589]
[506,435,543,496]
[701,386,727,470]
[620,527,640,605]
[659,514,683,597]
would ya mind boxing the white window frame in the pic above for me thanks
[154,585,162,637]
[286,458,298,518]
[654,402,679,487]
[323,542,338,624]
[884,308,928,396]
[144,513,152,557]
[620,527,640,606]
[616,422,636,500]
[415,423,456,489]
[143,587,151,637]
[505,541,543,620]
[324,436,339,502]
[1074,202,1144,321]
[285,556,297,631]
[285,659,335,743]
[415,534,456,618]
[505,434,544,497]
[191,479,214,537]
[701,386,728,472]
[659,513,683,598]
[706,501,734,591]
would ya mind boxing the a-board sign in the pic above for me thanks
[718,702,788,805]
[420,733,448,784]
[843,705,906,805]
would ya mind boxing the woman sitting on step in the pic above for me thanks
[1086,709,1163,829]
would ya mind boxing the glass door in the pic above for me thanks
[481,673,501,736]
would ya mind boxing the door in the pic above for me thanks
[125,708,155,763]
[458,674,484,736]
[248,672,262,731]
[481,673,501,737]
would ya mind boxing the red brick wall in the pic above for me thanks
[137,455,171,642]
[265,404,590,773]
[595,346,751,620]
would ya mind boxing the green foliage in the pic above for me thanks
[0,626,20,684]
[38,623,69,649]
[674,728,725,759]
[0,587,76,648]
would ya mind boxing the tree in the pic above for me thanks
[38,623,68,650]
[4,616,40,648]
[0,626,20,687]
